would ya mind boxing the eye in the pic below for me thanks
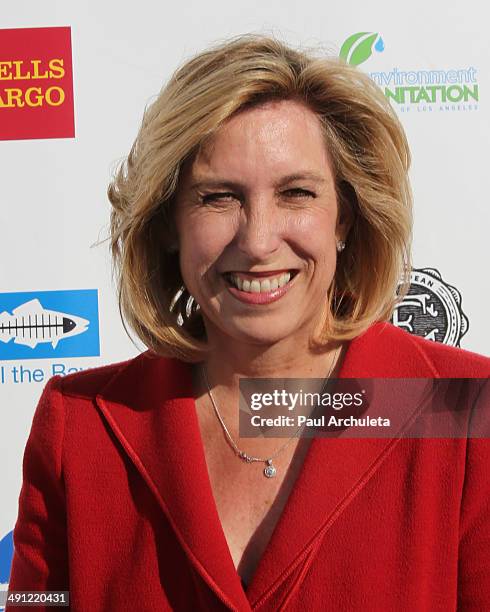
[283,188,316,199]
[201,192,238,205]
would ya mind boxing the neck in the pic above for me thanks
[196,331,344,396]
[191,329,346,456]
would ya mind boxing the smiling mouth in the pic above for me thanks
[223,270,299,293]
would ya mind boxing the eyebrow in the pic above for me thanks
[189,172,329,191]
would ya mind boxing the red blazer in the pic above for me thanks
[7,322,490,611]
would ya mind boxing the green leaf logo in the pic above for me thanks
[339,32,384,66]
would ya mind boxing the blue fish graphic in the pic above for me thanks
[0,298,89,349]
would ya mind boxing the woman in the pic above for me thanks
[7,34,490,611]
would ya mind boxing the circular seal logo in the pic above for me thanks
[391,268,469,346]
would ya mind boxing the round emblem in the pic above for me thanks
[391,268,469,346]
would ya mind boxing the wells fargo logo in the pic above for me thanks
[0,26,74,140]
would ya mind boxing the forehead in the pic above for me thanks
[185,99,334,181]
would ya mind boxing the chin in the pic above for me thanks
[218,318,301,347]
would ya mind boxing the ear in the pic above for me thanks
[336,180,357,242]
[164,230,179,254]
[160,198,180,254]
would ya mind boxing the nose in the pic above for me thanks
[234,197,282,261]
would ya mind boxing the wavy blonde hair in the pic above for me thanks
[108,33,412,362]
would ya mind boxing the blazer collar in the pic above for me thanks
[94,322,436,611]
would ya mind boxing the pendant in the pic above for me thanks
[263,459,276,478]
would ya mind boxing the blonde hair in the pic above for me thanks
[108,33,412,362]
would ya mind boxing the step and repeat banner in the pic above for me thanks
[1,2,489,599]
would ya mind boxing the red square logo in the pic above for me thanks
[0,26,75,140]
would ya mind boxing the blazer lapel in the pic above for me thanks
[94,322,436,611]
[95,354,252,612]
[244,322,438,607]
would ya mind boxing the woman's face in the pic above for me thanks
[174,99,349,348]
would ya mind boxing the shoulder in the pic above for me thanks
[407,331,489,377]
[50,350,189,405]
[47,351,154,403]
[53,353,143,399]
[365,322,490,377]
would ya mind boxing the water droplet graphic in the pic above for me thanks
[375,36,385,53]
[0,530,14,583]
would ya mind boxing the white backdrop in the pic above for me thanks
[1,0,489,597]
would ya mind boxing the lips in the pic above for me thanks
[221,269,299,305]
[224,269,294,279]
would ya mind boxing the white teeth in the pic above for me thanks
[229,272,293,293]
[278,272,291,287]
[261,279,271,292]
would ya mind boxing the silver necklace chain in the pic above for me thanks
[201,345,341,478]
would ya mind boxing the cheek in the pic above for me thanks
[178,214,234,269]
[288,211,337,259]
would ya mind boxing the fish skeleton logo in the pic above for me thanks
[339,32,384,66]
[0,298,88,349]
[391,268,469,346]
[0,289,100,360]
